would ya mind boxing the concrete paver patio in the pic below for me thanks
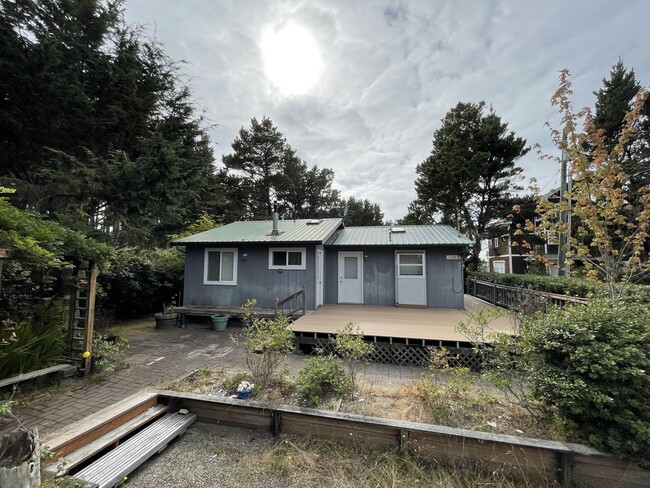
[0,320,426,438]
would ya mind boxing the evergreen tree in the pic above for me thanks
[222,116,344,221]
[222,117,301,219]
[412,102,528,268]
[340,197,384,226]
[593,60,650,204]
[0,0,215,245]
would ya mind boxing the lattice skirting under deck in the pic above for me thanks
[302,338,484,370]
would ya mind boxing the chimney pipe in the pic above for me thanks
[271,201,279,236]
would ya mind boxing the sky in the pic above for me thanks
[125,0,649,222]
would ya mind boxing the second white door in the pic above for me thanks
[338,251,363,304]
[396,251,427,306]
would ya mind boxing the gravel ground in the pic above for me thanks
[126,423,286,488]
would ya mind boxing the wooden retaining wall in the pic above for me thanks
[158,391,649,488]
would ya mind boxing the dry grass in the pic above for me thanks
[252,435,546,488]
[163,368,558,441]
[345,379,557,440]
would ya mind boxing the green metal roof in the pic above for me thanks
[172,218,343,245]
[324,225,471,246]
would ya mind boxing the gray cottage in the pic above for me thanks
[173,217,471,312]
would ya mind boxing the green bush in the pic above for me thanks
[296,356,350,406]
[523,300,650,467]
[98,247,184,318]
[467,271,650,303]
[91,332,129,374]
[0,300,66,377]
[333,322,374,393]
[241,300,295,390]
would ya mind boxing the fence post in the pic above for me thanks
[302,286,306,316]
[492,283,496,305]
[556,452,574,487]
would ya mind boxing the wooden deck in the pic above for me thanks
[175,305,304,320]
[290,295,514,345]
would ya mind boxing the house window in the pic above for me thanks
[204,248,238,285]
[492,260,506,274]
[397,253,424,276]
[269,248,306,270]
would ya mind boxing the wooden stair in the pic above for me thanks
[73,412,196,488]
[43,404,169,479]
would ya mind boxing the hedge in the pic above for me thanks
[467,271,650,303]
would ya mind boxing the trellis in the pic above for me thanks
[305,337,484,370]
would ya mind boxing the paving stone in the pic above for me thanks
[0,322,426,438]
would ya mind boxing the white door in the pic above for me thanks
[315,249,324,308]
[396,252,427,306]
[338,251,363,304]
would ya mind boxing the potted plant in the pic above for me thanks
[210,313,230,331]
[236,380,254,399]
[155,301,178,328]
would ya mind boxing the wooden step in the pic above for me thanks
[43,405,169,478]
[74,412,197,488]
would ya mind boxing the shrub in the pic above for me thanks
[0,300,66,377]
[333,322,374,393]
[241,300,294,390]
[97,247,184,318]
[523,300,650,467]
[467,271,650,303]
[92,332,129,374]
[410,348,475,416]
[296,356,350,406]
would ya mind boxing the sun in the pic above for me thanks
[261,23,322,96]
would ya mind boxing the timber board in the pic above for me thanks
[291,295,514,342]
[42,392,158,458]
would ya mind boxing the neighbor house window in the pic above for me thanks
[269,248,306,270]
[204,248,237,285]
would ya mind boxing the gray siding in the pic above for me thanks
[183,245,316,310]
[426,247,465,308]
[324,246,465,309]
[324,248,395,306]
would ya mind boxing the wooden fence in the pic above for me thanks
[158,391,649,488]
[467,278,589,311]
[42,391,649,488]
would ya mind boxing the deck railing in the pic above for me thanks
[275,287,306,317]
[467,277,589,312]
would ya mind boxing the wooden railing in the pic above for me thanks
[275,287,306,317]
[467,278,589,311]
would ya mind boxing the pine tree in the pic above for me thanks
[412,102,528,267]
[593,60,650,204]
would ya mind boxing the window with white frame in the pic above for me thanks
[204,248,238,285]
[269,248,306,270]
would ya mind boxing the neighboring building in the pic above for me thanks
[172,216,471,310]
[487,206,560,275]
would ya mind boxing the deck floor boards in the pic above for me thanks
[290,295,514,342]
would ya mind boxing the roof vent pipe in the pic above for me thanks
[271,201,279,236]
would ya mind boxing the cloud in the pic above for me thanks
[125,0,650,221]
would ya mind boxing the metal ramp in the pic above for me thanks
[74,412,197,488]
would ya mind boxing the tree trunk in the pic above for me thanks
[0,428,41,488]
